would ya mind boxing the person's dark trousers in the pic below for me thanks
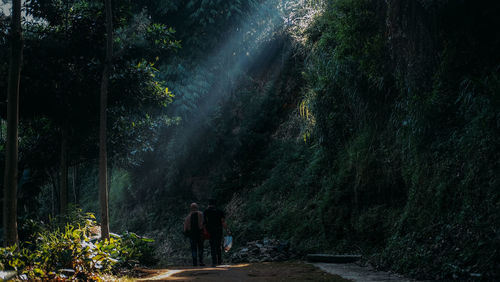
[189,236,204,266]
[209,233,223,265]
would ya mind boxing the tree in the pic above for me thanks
[1,0,178,224]
[99,0,113,240]
[59,125,68,214]
[3,0,23,246]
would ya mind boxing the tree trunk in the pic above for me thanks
[47,168,59,216]
[72,165,78,205]
[99,0,113,240]
[51,177,56,216]
[59,126,68,214]
[2,0,22,247]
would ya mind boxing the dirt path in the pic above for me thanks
[137,262,349,281]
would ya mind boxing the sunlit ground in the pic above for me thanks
[136,262,347,281]
[137,264,249,281]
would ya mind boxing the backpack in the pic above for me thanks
[184,212,200,238]
[190,212,200,234]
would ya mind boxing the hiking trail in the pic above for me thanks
[137,262,413,281]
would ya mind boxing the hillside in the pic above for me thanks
[107,0,500,280]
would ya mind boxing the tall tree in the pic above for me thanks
[99,0,113,240]
[3,0,23,247]
[59,125,68,214]
[1,0,178,224]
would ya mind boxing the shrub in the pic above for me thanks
[0,210,156,280]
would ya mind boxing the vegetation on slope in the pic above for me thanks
[116,0,500,280]
[233,0,500,279]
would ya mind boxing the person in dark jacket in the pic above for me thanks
[183,202,205,266]
[203,199,228,266]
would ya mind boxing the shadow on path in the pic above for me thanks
[138,262,349,281]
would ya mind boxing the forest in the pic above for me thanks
[1,0,499,280]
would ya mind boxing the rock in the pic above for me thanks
[58,268,76,275]
[230,238,295,263]
[0,271,17,281]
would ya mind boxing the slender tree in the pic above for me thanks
[59,126,68,214]
[3,0,23,247]
[99,0,113,240]
[72,165,78,204]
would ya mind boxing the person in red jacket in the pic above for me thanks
[183,202,205,266]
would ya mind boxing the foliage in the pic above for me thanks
[143,0,262,60]
[0,210,156,280]
[0,0,179,225]
[294,0,500,279]
[2,0,500,280]
[118,0,500,280]
[118,232,157,267]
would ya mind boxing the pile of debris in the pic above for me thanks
[229,238,297,263]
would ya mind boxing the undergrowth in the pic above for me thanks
[0,209,156,280]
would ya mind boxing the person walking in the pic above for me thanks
[203,198,228,267]
[183,202,205,266]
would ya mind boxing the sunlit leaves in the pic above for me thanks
[0,211,156,280]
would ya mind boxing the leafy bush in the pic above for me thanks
[118,231,157,266]
[0,210,156,280]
